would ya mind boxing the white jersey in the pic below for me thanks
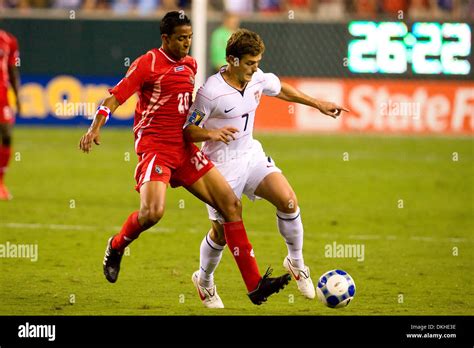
[184,67,281,162]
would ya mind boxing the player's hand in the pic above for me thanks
[316,101,349,119]
[79,128,101,153]
[208,126,239,145]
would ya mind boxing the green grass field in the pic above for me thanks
[0,127,472,315]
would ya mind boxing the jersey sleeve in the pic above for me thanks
[262,71,281,97]
[183,86,214,129]
[108,53,152,105]
[8,35,19,67]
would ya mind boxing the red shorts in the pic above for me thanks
[134,142,214,192]
[0,100,14,125]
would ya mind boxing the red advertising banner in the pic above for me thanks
[256,79,474,135]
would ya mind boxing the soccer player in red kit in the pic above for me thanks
[0,30,21,201]
[79,11,290,306]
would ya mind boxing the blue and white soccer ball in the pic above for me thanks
[316,269,356,308]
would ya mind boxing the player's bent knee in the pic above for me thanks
[148,206,165,222]
[220,197,242,222]
[276,194,299,214]
[139,205,165,226]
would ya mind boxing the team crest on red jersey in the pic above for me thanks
[155,165,162,174]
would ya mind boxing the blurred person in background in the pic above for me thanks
[177,0,190,8]
[136,0,159,15]
[0,29,21,200]
[434,0,461,18]
[0,0,31,9]
[408,0,431,18]
[161,0,179,10]
[29,0,50,7]
[210,12,240,71]
[282,0,317,13]
[209,0,224,11]
[112,0,133,14]
[313,0,345,18]
[350,0,377,17]
[82,0,98,10]
[224,0,253,15]
[96,0,111,9]
[466,0,474,18]
[134,0,181,15]
[258,0,281,13]
[81,0,111,10]
[53,0,81,9]
[380,0,409,16]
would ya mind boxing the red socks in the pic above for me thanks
[111,214,262,292]
[112,211,146,252]
[0,146,12,182]
[223,221,261,292]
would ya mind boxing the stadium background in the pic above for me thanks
[0,0,473,321]
[1,0,473,132]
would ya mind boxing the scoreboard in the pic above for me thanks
[348,21,472,76]
[1,17,472,79]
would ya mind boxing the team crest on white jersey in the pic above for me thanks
[254,91,261,104]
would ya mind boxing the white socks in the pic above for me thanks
[198,231,225,288]
[198,208,305,287]
[277,207,305,269]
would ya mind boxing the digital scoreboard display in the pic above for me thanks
[348,21,472,75]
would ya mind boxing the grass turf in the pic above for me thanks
[0,127,472,315]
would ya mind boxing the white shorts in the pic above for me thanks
[206,139,282,222]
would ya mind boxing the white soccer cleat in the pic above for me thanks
[283,256,316,299]
[192,271,224,309]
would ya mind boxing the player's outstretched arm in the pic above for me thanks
[79,95,120,153]
[184,124,238,145]
[276,82,349,118]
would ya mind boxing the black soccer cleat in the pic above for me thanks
[103,236,123,283]
[247,267,291,305]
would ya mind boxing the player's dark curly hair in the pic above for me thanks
[160,11,191,36]
[226,29,265,59]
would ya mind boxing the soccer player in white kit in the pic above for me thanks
[184,29,349,308]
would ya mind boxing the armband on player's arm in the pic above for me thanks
[88,105,111,131]
[94,105,111,124]
[183,108,209,142]
[89,95,120,131]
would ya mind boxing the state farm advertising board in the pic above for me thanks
[256,79,473,135]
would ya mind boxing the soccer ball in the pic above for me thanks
[316,269,356,308]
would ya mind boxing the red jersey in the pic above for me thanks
[0,30,19,100]
[109,48,197,159]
